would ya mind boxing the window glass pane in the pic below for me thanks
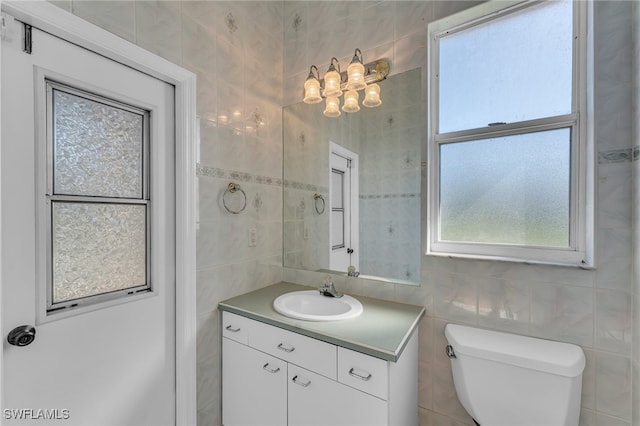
[53,88,144,198]
[438,0,573,133]
[52,202,147,303]
[331,211,344,248]
[439,128,570,247]
[331,170,344,208]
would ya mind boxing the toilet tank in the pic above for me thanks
[445,324,585,426]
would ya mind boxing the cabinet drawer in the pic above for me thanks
[338,347,388,400]
[250,320,337,380]
[222,311,253,345]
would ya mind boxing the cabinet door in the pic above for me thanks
[288,365,387,426]
[223,338,287,426]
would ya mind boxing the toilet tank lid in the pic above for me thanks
[445,324,585,377]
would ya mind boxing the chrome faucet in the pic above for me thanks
[319,275,342,298]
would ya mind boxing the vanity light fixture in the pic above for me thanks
[362,83,382,108]
[303,65,322,104]
[324,96,341,117]
[302,48,390,118]
[342,90,360,113]
[322,58,343,98]
[346,48,366,91]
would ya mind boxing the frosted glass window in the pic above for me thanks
[46,81,151,313]
[52,202,147,303]
[52,88,145,198]
[428,0,593,266]
[439,129,571,247]
[438,0,573,133]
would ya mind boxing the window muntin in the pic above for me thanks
[428,0,593,266]
[46,81,150,312]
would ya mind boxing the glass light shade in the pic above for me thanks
[323,97,341,117]
[303,76,322,104]
[346,61,366,91]
[323,70,343,97]
[342,90,360,113]
[362,83,382,107]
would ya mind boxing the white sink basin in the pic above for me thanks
[273,290,363,321]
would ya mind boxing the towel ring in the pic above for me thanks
[314,193,325,214]
[223,182,247,214]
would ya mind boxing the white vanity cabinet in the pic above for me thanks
[222,311,419,426]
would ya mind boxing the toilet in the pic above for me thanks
[444,323,585,426]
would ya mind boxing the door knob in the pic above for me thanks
[7,325,36,347]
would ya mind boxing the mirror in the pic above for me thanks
[283,68,422,285]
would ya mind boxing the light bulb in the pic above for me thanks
[342,90,360,113]
[323,69,342,98]
[346,61,366,91]
[303,75,322,104]
[323,96,341,117]
[363,83,382,107]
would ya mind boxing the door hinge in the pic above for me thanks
[347,159,352,169]
[23,23,32,54]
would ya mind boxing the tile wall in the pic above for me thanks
[282,2,635,425]
[49,0,636,425]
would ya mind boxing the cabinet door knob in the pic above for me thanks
[348,367,372,381]
[291,375,311,387]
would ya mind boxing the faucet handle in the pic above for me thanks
[323,275,333,287]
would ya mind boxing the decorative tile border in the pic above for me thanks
[196,164,282,187]
[283,179,328,194]
[360,193,420,199]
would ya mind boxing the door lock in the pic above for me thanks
[7,325,36,347]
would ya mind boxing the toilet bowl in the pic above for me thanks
[444,324,585,426]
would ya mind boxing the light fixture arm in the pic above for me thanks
[351,48,363,65]
[327,57,341,76]
[307,64,320,81]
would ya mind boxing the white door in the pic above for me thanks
[2,16,176,425]
[329,143,359,273]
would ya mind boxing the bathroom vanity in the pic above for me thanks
[219,282,424,426]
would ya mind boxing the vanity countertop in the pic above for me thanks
[218,281,425,362]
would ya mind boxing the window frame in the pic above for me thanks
[426,0,594,267]
[44,79,152,314]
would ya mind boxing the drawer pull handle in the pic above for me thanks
[263,363,280,374]
[348,368,372,381]
[292,375,311,387]
[277,343,295,353]
[225,325,241,333]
